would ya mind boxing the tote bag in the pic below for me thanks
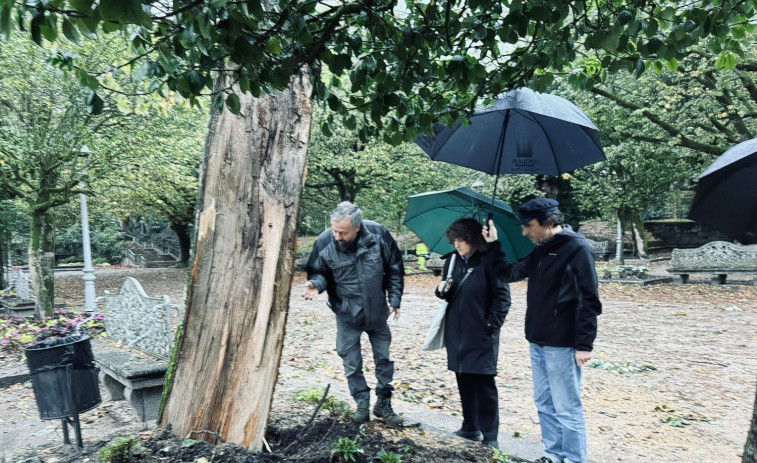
[422,255,456,351]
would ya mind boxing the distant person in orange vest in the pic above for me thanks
[415,241,430,271]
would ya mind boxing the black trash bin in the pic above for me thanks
[25,334,101,447]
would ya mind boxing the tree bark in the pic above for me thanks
[0,239,5,289]
[745,380,757,463]
[29,209,55,316]
[630,212,647,259]
[161,69,313,450]
[170,221,192,266]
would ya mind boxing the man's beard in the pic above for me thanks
[336,237,358,252]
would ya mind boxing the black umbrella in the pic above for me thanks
[688,137,757,244]
[414,88,606,206]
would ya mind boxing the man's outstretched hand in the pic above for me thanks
[302,281,318,300]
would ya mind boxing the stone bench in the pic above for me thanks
[93,277,183,422]
[586,238,612,261]
[667,241,757,285]
[425,254,445,276]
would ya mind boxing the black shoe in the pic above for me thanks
[482,440,499,449]
[453,428,483,442]
[351,399,370,423]
[532,457,555,463]
[373,396,404,426]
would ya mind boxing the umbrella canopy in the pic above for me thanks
[405,187,534,261]
[414,87,605,176]
[688,137,757,244]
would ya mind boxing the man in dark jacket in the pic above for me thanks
[303,201,404,425]
[485,198,601,463]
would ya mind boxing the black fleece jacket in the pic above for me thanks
[500,228,601,351]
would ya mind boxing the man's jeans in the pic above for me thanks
[336,316,394,403]
[529,343,587,463]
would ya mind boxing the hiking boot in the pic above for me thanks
[453,428,483,442]
[373,396,404,426]
[482,440,499,450]
[532,457,556,463]
[351,399,370,423]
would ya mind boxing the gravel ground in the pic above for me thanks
[285,271,757,463]
[3,265,757,463]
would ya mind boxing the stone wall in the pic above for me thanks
[644,220,730,249]
[579,219,731,251]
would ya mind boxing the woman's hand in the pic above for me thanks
[437,278,453,294]
[482,219,498,242]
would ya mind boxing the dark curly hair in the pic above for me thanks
[444,218,488,253]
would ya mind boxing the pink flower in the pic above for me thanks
[1,339,8,346]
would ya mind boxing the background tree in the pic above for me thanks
[94,101,207,265]
[303,109,469,236]
[0,35,127,315]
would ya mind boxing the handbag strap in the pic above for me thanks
[458,267,474,286]
[447,255,480,301]
[445,254,456,280]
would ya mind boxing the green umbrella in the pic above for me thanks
[405,187,534,262]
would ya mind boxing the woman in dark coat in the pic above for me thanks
[435,218,511,449]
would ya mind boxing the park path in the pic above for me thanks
[285,272,757,463]
[3,267,756,463]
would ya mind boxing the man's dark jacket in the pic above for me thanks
[435,246,510,375]
[306,220,404,329]
[501,228,602,351]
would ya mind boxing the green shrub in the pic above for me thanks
[296,387,350,418]
[374,448,403,462]
[331,436,363,462]
[490,448,513,462]
[98,436,137,463]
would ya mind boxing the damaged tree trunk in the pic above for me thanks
[745,379,757,463]
[161,69,313,450]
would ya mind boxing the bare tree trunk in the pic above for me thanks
[745,381,757,463]
[631,222,647,259]
[29,209,55,316]
[169,222,192,266]
[161,69,313,450]
[629,211,647,259]
[0,239,5,289]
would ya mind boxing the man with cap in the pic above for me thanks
[484,198,601,463]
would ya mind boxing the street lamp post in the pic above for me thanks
[79,145,96,313]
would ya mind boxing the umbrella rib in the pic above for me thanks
[530,114,561,173]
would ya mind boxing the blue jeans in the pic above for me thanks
[529,343,587,463]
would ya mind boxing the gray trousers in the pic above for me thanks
[335,315,394,403]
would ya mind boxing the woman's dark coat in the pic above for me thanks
[435,243,511,375]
